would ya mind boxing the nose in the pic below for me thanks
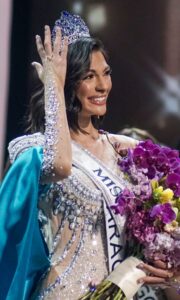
[95,76,109,92]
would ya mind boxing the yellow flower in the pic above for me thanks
[159,188,174,203]
[153,186,163,201]
[151,180,159,190]
[156,186,163,193]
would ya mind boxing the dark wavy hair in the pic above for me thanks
[26,37,108,133]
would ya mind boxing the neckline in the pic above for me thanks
[70,129,106,144]
[71,138,121,181]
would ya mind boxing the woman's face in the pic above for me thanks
[76,50,112,118]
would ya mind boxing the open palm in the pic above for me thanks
[34,25,68,88]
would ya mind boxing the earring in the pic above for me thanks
[97,115,100,119]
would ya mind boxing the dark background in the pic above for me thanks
[6,0,180,160]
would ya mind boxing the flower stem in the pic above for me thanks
[78,281,126,300]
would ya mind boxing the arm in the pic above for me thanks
[35,26,72,183]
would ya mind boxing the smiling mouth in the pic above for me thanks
[88,96,107,105]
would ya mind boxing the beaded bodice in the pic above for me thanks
[36,166,108,300]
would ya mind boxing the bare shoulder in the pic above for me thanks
[107,133,139,149]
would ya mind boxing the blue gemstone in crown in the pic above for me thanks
[52,11,90,45]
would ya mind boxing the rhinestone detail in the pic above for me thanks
[8,133,45,163]
[42,75,60,178]
[52,11,90,45]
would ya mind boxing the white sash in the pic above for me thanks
[72,142,126,270]
[72,142,160,300]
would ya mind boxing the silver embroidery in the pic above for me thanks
[42,78,60,178]
[37,172,108,299]
[8,132,45,163]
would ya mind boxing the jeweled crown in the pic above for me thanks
[52,11,90,45]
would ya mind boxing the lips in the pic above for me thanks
[88,95,107,105]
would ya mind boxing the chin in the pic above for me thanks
[92,107,107,116]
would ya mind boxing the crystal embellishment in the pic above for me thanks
[8,133,45,163]
[37,170,107,299]
[52,11,90,45]
[42,69,60,178]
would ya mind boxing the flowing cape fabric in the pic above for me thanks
[0,147,49,300]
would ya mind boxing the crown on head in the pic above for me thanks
[52,11,90,45]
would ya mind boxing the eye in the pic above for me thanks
[83,73,94,80]
[104,68,112,76]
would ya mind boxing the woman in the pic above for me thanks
[0,11,179,300]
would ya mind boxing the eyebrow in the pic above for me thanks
[88,65,111,73]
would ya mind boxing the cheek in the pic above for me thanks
[76,83,92,101]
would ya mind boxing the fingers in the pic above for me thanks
[137,275,168,285]
[53,27,61,56]
[35,26,52,62]
[36,35,46,61]
[61,36,68,62]
[138,262,174,278]
[44,25,52,56]
[153,260,167,270]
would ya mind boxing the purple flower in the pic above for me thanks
[146,165,156,179]
[166,173,180,197]
[150,203,176,224]
[111,189,135,215]
[161,146,179,159]
[127,210,157,244]
[139,140,158,152]
[156,153,170,174]
[132,147,149,168]
[169,158,180,175]
[143,232,175,263]
[119,149,133,173]
[147,147,161,165]
[172,228,180,240]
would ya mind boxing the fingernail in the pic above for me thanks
[137,263,144,269]
[167,272,173,278]
[167,262,172,269]
[45,25,48,30]
[137,279,144,284]
[35,35,40,39]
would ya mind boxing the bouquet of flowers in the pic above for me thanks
[79,140,180,300]
[114,140,180,267]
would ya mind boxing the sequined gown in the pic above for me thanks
[33,135,127,300]
[4,133,165,300]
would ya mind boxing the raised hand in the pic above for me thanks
[34,25,68,88]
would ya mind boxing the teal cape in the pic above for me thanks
[0,147,50,300]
